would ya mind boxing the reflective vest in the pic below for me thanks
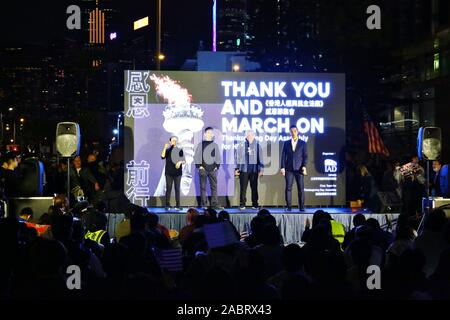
[330,220,346,244]
[85,230,106,244]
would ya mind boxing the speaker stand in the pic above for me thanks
[67,157,71,208]
[418,160,430,234]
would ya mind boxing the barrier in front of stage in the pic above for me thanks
[8,197,54,223]
[106,212,399,245]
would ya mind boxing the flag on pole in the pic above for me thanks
[363,110,390,157]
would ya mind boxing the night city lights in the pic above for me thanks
[0,0,449,313]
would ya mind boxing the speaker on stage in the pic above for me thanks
[377,191,402,213]
[417,127,441,161]
[18,157,45,196]
[56,122,80,157]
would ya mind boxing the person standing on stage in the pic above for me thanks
[235,130,264,210]
[161,136,185,210]
[194,127,223,210]
[280,125,308,212]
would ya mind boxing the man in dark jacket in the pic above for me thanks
[0,151,20,198]
[161,136,185,210]
[235,130,264,210]
[71,156,99,202]
[280,125,308,212]
[194,127,223,209]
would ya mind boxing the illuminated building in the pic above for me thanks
[249,0,323,72]
[377,0,450,160]
[214,0,251,51]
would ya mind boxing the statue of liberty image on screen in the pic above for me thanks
[149,74,204,197]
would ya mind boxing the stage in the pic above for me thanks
[106,207,400,244]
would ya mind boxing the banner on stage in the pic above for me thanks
[124,71,345,206]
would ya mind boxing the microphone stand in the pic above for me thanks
[417,160,430,235]
[67,157,71,208]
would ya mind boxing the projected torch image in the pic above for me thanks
[150,74,204,196]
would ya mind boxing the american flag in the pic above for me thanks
[363,111,390,157]
[155,248,183,273]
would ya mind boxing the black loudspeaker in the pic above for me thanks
[440,205,450,219]
[18,157,45,196]
[56,122,80,157]
[377,191,402,213]
[417,127,441,161]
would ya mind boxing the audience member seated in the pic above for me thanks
[385,225,417,269]
[344,225,384,268]
[218,210,230,221]
[244,216,263,248]
[53,194,70,214]
[345,238,375,294]
[429,247,450,299]
[18,207,33,222]
[343,213,366,250]
[147,211,171,249]
[414,209,448,277]
[236,249,279,300]
[301,210,327,243]
[82,207,110,248]
[255,224,284,279]
[383,248,431,299]
[364,218,394,251]
[2,195,450,301]
[179,208,199,244]
[267,244,310,298]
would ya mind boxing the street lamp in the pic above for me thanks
[232,64,240,72]
[156,0,162,70]
[158,53,165,61]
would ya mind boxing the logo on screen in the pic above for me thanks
[324,159,337,173]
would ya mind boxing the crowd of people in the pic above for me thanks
[348,155,449,220]
[0,141,449,300]
[0,141,125,213]
[1,196,450,300]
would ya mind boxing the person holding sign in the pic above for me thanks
[161,136,185,210]
[235,130,264,210]
[280,125,308,212]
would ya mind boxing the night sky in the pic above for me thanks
[0,1,71,45]
[0,0,213,61]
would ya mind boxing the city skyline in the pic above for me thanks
[0,0,449,161]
